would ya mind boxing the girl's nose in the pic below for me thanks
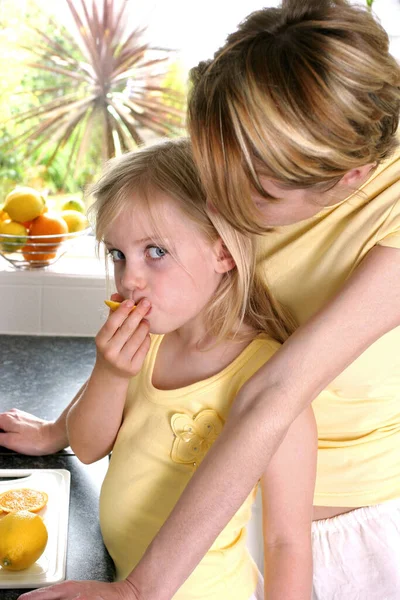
[120,262,147,291]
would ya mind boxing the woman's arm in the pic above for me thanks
[67,300,151,464]
[126,245,400,600]
[261,406,317,599]
[0,382,87,455]
[16,246,400,600]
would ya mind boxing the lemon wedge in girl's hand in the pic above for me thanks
[104,300,136,312]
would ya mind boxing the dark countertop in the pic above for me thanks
[1,335,96,424]
[0,335,114,598]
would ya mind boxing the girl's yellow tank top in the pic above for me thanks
[100,334,280,599]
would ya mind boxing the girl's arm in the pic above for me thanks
[67,300,151,464]
[0,382,87,455]
[261,406,317,600]
[16,245,400,600]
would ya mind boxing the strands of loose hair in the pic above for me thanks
[86,138,295,344]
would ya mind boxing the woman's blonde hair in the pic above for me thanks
[87,138,294,344]
[188,0,400,233]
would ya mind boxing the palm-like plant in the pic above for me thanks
[3,0,186,180]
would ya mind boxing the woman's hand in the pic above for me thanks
[17,579,141,600]
[0,410,65,455]
[95,296,151,379]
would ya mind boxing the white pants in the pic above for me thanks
[248,572,264,600]
[312,498,400,600]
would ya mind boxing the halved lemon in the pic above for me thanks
[104,300,136,312]
[0,488,48,513]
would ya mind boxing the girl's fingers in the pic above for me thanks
[98,299,150,346]
[106,300,150,348]
[115,320,149,363]
[129,333,151,373]
[100,321,150,375]
[110,292,124,303]
[120,322,150,361]
[0,411,14,431]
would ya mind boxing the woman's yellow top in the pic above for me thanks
[258,149,400,507]
[100,334,280,600]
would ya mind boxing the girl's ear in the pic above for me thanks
[214,239,236,273]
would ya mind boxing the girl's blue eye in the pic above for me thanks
[108,249,125,261]
[147,246,167,260]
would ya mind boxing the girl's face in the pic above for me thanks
[103,193,229,335]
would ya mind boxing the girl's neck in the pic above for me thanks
[172,311,255,352]
[152,321,257,391]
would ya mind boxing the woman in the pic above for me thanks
[7,1,400,598]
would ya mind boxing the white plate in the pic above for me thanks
[0,469,70,589]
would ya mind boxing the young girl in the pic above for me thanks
[19,138,316,600]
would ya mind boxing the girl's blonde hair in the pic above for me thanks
[87,138,294,344]
[188,0,400,233]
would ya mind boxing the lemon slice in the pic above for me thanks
[104,300,136,312]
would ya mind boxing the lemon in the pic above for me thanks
[61,197,86,214]
[61,209,89,233]
[0,209,9,222]
[0,220,28,253]
[0,510,48,571]
[4,187,45,223]
[104,300,136,312]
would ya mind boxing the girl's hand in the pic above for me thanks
[0,410,64,455]
[17,579,141,600]
[95,297,151,378]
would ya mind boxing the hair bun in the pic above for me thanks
[190,60,212,86]
[282,0,341,20]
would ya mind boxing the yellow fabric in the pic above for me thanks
[258,148,400,507]
[100,334,280,600]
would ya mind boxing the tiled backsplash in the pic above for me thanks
[1,256,108,336]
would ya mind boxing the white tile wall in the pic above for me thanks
[0,256,108,336]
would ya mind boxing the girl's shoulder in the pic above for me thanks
[227,334,281,388]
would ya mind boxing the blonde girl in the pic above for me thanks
[18,137,316,600]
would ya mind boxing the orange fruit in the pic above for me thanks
[23,212,68,263]
[0,488,48,513]
[22,220,34,231]
[29,212,68,250]
[22,244,57,263]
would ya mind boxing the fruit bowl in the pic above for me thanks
[0,227,92,270]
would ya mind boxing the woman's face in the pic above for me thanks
[103,193,225,335]
[253,163,376,226]
[252,177,344,226]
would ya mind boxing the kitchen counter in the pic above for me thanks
[0,335,115,598]
[1,335,97,428]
